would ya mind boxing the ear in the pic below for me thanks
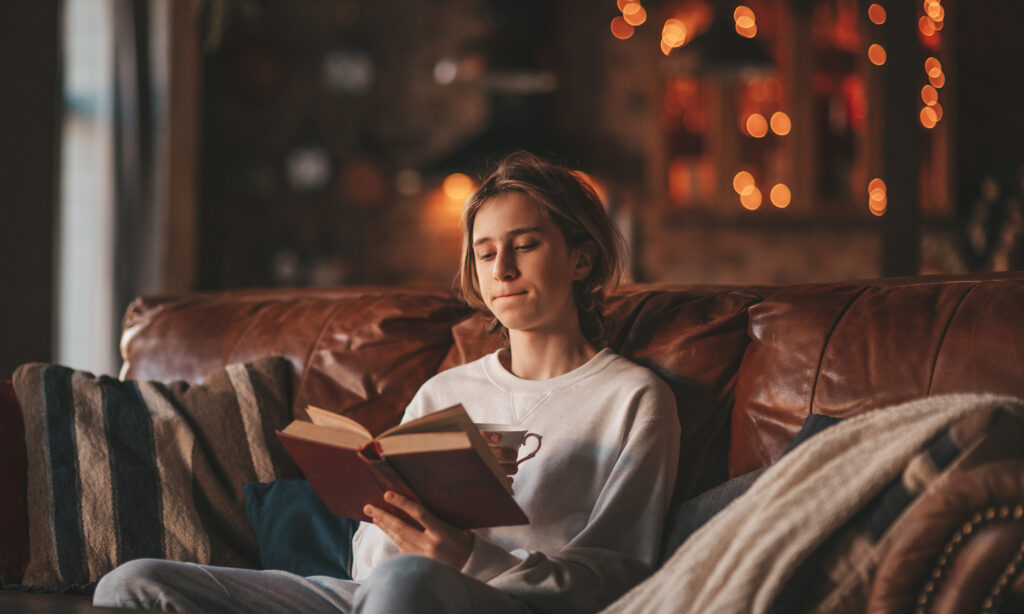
[571,243,596,281]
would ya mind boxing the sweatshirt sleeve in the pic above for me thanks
[462,385,681,614]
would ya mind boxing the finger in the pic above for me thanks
[365,504,425,551]
[384,491,437,529]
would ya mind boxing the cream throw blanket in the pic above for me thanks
[602,393,1024,614]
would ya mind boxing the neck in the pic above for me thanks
[504,328,598,380]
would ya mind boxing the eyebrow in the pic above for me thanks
[472,226,542,247]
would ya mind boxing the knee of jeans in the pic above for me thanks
[93,558,173,607]
[360,554,455,593]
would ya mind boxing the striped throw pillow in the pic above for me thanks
[11,355,300,591]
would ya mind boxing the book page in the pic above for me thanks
[306,406,373,439]
[380,405,468,436]
[279,420,370,450]
[378,432,470,455]
[383,404,512,495]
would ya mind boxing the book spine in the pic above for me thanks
[359,442,423,529]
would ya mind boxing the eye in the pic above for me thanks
[476,252,495,261]
[514,242,538,252]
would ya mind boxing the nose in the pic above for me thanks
[493,247,519,280]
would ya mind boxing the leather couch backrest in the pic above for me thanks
[121,287,473,435]
[729,273,1024,476]
[120,284,769,501]
[120,274,1024,499]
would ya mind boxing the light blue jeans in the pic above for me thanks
[93,554,535,614]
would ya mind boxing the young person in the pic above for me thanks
[93,152,681,614]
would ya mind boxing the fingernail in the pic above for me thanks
[384,491,394,502]
[364,505,373,516]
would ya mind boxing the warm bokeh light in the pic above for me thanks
[734,6,755,21]
[616,0,630,10]
[661,40,673,56]
[927,2,944,21]
[770,112,791,135]
[745,113,768,138]
[868,177,887,216]
[919,16,936,37]
[870,196,887,216]
[623,4,647,26]
[770,184,791,208]
[925,57,942,77]
[611,16,634,39]
[740,187,762,210]
[622,0,641,15]
[733,6,756,38]
[932,102,943,121]
[920,106,938,129]
[662,19,687,47]
[868,4,886,25]
[442,173,474,200]
[868,44,887,66]
[736,23,757,38]
[929,70,946,88]
[732,170,755,195]
[921,85,938,106]
[868,178,887,209]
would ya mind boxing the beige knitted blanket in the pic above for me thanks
[602,393,1024,614]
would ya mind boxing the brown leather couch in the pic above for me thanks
[7,272,1024,611]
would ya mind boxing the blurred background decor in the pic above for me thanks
[2,0,1023,378]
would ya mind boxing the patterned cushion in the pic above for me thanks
[10,356,300,591]
[768,404,1024,613]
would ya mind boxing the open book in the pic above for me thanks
[276,404,529,529]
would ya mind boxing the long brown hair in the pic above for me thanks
[456,152,626,344]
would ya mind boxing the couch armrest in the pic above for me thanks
[868,460,1024,613]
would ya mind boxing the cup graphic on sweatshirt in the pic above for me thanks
[475,423,543,470]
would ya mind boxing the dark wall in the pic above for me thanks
[955,0,1024,212]
[0,2,61,377]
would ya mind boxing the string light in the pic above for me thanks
[623,2,647,26]
[770,112,791,136]
[611,16,634,39]
[740,187,763,210]
[868,4,886,25]
[869,178,887,216]
[868,44,887,66]
[733,171,755,196]
[662,19,687,47]
[921,104,937,127]
[734,5,757,38]
[921,85,938,106]
[770,184,791,208]
[745,113,768,138]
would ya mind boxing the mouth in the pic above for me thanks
[493,291,527,301]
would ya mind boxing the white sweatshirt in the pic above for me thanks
[350,348,681,614]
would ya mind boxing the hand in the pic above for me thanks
[483,432,518,486]
[364,491,475,568]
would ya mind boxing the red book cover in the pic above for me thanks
[276,405,528,529]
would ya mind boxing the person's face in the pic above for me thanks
[471,192,591,336]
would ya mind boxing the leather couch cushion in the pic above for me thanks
[121,288,473,436]
[730,275,1024,477]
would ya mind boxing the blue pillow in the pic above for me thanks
[660,413,845,562]
[244,480,358,579]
